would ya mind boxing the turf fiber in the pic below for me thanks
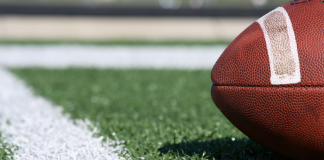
[11,68,284,160]
[0,132,17,160]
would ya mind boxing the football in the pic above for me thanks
[211,0,324,159]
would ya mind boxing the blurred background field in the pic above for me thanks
[0,0,286,42]
[0,0,285,9]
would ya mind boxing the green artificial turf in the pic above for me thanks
[0,132,18,160]
[11,68,284,160]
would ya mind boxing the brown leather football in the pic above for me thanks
[211,0,324,159]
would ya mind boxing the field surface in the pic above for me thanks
[0,45,284,159]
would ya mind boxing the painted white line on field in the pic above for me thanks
[0,45,226,69]
[0,68,127,159]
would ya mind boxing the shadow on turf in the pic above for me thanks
[158,137,285,160]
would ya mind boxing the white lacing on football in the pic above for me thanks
[257,7,301,85]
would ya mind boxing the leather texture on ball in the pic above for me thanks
[211,0,324,159]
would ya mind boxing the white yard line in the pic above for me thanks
[0,45,225,69]
[0,68,127,159]
[0,45,225,159]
